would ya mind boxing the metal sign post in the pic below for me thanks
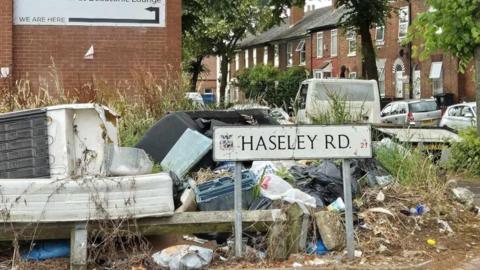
[342,159,355,259]
[213,125,372,259]
[234,161,243,257]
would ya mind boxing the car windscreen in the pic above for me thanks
[408,101,438,113]
[313,81,374,101]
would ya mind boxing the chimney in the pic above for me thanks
[289,5,305,26]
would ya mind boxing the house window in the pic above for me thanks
[349,72,357,79]
[287,42,293,66]
[430,61,443,94]
[263,46,268,64]
[274,45,279,67]
[398,6,409,41]
[331,29,338,56]
[314,70,332,79]
[253,48,257,66]
[377,59,386,97]
[235,53,239,71]
[347,30,356,56]
[296,39,306,65]
[245,49,249,68]
[316,32,323,58]
[375,26,385,45]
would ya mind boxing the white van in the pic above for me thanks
[295,79,381,124]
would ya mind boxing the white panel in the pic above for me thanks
[0,173,174,222]
[14,0,166,27]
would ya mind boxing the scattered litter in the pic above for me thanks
[314,211,345,250]
[354,250,363,258]
[251,161,278,180]
[450,187,475,208]
[183,235,209,245]
[427,239,437,247]
[306,240,329,255]
[367,207,395,217]
[21,240,70,261]
[152,245,213,270]
[260,174,316,208]
[408,204,430,216]
[378,244,388,253]
[437,219,454,235]
[376,191,385,202]
[292,262,303,268]
[175,187,197,213]
[304,257,328,266]
[327,197,345,212]
[161,129,212,178]
[244,245,266,260]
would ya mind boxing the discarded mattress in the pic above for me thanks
[0,173,174,223]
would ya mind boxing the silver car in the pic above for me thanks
[439,102,477,130]
[380,99,441,126]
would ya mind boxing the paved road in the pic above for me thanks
[458,181,480,206]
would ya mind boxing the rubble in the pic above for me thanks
[314,211,345,251]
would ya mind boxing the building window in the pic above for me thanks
[296,39,306,65]
[398,6,409,41]
[331,29,338,56]
[349,72,357,79]
[347,30,356,56]
[430,61,443,94]
[287,42,293,66]
[274,45,279,67]
[245,49,249,68]
[263,46,268,64]
[377,59,386,97]
[375,26,385,45]
[235,53,239,71]
[314,70,332,79]
[253,48,257,66]
[316,32,323,58]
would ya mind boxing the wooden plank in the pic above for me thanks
[0,210,285,241]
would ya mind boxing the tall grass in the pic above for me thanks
[0,61,196,146]
[375,142,440,189]
[309,91,365,124]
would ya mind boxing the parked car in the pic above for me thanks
[439,102,477,130]
[295,79,381,124]
[380,99,441,126]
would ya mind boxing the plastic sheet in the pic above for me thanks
[106,145,153,176]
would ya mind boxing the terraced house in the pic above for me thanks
[227,0,475,104]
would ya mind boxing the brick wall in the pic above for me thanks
[0,0,13,89]
[8,0,181,92]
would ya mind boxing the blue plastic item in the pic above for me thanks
[202,94,215,104]
[21,240,70,261]
[306,240,329,255]
[195,170,256,211]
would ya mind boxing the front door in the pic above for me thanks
[395,71,404,98]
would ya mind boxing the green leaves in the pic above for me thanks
[407,0,480,73]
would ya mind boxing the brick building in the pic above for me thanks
[224,0,475,103]
[0,0,181,91]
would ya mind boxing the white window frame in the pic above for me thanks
[375,26,385,45]
[347,30,356,56]
[274,45,279,67]
[430,61,443,94]
[398,6,409,41]
[331,29,338,57]
[313,70,331,79]
[263,46,268,65]
[296,39,306,65]
[349,72,357,79]
[316,32,323,58]
[235,53,239,71]
[245,49,249,68]
[287,42,293,66]
[253,48,257,66]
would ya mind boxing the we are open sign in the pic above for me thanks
[213,125,372,161]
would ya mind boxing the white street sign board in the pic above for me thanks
[14,0,166,27]
[213,125,372,161]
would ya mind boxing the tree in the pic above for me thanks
[406,0,480,135]
[182,0,304,103]
[335,0,393,84]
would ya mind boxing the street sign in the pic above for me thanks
[213,125,372,259]
[13,0,166,27]
[213,125,372,161]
